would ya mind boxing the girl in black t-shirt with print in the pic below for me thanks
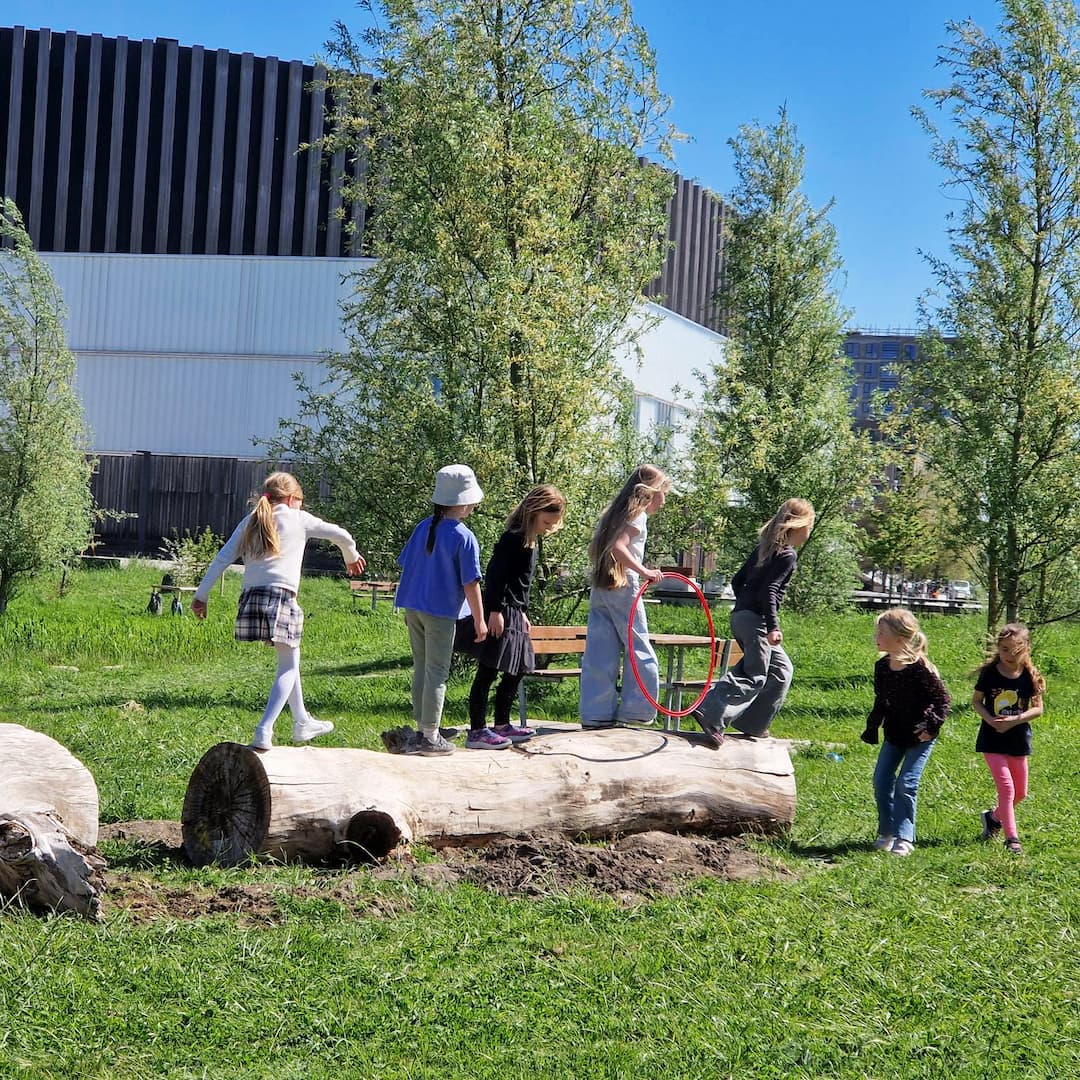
[973,624,1045,854]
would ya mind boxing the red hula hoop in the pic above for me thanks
[627,571,717,718]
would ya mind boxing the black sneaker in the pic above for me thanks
[980,809,1002,841]
[692,709,724,748]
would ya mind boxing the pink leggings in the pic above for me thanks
[982,753,1029,838]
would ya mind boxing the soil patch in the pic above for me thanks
[97,822,790,921]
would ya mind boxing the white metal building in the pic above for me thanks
[44,252,724,460]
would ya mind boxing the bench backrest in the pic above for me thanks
[529,625,588,656]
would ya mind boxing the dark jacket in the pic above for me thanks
[862,655,951,749]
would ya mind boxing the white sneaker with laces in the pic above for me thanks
[891,839,915,856]
[292,717,334,743]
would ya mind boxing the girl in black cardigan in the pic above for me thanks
[457,485,566,749]
[861,608,950,856]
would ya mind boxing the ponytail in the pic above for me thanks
[426,506,447,554]
[240,471,302,559]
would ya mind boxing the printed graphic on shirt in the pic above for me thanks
[993,689,1021,717]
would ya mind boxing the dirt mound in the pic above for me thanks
[439,831,784,904]
[97,822,789,921]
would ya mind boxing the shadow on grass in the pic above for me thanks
[780,704,868,724]
[787,835,953,860]
[99,826,189,870]
[312,656,413,677]
[796,675,873,691]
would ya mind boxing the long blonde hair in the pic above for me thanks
[756,497,815,565]
[876,607,938,675]
[506,484,566,548]
[588,464,671,589]
[984,623,1045,694]
[241,471,302,559]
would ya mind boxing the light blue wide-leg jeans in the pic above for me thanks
[579,579,659,725]
[873,738,935,843]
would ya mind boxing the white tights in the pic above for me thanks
[253,642,309,742]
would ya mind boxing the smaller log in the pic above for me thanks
[0,723,104,919]
[0,813,106,919]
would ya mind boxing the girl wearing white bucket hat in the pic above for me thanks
[395,465,487,755]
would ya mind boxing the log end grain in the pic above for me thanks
[182,743,271,866]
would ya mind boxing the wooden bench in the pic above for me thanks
[661,638,743,729]
[350,579,398,611]
[516,626,742,728]
[518,625,588,724]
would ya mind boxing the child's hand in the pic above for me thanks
[767,629,783,646]
[488,612,505,638]
[642,567,664,585]
[474,618,488,643]
[346,556,366,576]
[191,598,207,620]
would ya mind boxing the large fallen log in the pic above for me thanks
[182,727,796,867]
[0,724,105,919]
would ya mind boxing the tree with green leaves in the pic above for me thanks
[0,199,94,614]
[273,0,677,597]
[859,457,956,601]
[896,0,1080,629]
[686,108,878,605]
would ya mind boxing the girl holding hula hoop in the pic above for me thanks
[579,465,672,730]
[694,498,814,745]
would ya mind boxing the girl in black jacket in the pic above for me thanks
[695,498,815,745]
[861,607,950,856]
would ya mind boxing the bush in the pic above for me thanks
[159,527,223,586]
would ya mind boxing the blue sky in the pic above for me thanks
[10,0,1005,329]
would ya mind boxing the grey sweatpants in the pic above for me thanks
[698,608,793,735]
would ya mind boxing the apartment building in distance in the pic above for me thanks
[844,328,921,429]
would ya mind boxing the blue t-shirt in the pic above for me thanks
[395,516,483,619]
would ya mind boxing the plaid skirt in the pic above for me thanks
[235,586,304,647]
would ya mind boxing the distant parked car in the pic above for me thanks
[948,581,974,600]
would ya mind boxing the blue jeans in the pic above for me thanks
[873,738,935,843]
[579,580,659,725]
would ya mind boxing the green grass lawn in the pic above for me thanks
[1,564,1078,1078]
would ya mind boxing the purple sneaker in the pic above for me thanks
[465,727,512,750]
[493,723,534,743]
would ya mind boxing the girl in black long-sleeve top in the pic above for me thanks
[861,607,950,856]
[695,498,815,745]
[456,485,566,749]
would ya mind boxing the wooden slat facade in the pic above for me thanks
[88,452,325,554]
[0,24,726,330]
[0,26,365,259]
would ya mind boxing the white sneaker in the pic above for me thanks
[250,731,272,751]
[891,839,915,856]
[872,835,894,851]
[292,717,334,743]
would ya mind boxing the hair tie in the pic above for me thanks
[262,491,271,499]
